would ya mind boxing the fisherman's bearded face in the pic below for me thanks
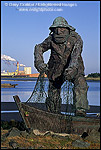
[52,28,69,44]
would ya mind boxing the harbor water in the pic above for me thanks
[1,78,100,106]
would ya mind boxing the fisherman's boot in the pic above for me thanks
[75,108,86,117]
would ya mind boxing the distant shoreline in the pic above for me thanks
[86,77,100,81]
[1,76,100,81]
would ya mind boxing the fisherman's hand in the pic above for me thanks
[64,68,77,80]
[64,69,72,80]
[38,63,49,75]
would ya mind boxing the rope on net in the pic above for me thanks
[25,73,48,104]
[61,81,74,115]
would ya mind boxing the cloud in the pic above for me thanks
[1,54,26,68]
[1,54,16,62]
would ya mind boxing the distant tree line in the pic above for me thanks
[87,73,100,78]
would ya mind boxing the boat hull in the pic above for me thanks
[13,95,100,134]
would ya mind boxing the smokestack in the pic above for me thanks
[16,61,19,74]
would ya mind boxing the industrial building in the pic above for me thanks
[1,61,47,78]
[24,67,31,74]
[1,62,32,77]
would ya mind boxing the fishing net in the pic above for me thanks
[26,73,48,103]
[61,81,74,115]
[26,73,74,115]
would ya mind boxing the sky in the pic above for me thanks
[1,1,100,75]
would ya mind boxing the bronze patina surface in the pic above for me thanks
[34,17,89,115]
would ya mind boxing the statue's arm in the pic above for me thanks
[65,35,83,79]
[34,36,51,74]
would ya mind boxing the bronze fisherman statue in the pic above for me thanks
[34,17,90,117]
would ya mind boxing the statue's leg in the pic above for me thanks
[73,75,90,116]
[45,80,62,114]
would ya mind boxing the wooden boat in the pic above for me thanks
[1,83,18,88]
[13,95,100,134]
[13,74,100,134]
